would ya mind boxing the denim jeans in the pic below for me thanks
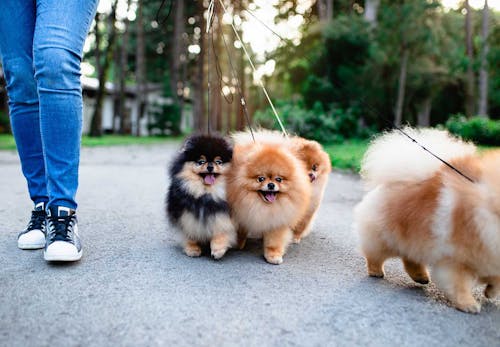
[0,0,98,210]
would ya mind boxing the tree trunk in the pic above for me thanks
[171,0,185,99]
[326,0,333,20]
[118,0,132,134]
[464,0,475,118]
[364,0,380,25]
[172,0,186,131]
[394,48,409,127]
[89,13,101,136]
[477,0,489,118]
[417,97,432,127]
[90,3,118,137]
[317,0,326,21]
[112,39,120,133]
[212,10,222,132]
[192,0,205,132]
[135,0,146,136]
[236,37,246,131]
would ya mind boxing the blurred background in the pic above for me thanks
[0,0,498,149]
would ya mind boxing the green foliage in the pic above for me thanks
[253,100,372,143]
[270,1,500,129]
[304,15,371,111]
[323,139,368,172]
[445,115,500,146]
[147,101,182,136]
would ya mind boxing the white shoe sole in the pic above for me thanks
[44,250,82,262]
[18,241,45,250]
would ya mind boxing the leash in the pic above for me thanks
[217,0,288,138]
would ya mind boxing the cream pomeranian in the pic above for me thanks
[355,127,500,313]
[227,131,310,264]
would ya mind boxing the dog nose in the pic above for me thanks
[207,164,214,172]
[267,182,275,190]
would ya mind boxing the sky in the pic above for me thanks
[442,0,499,11]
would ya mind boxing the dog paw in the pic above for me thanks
[184,247,202,257]
[455,301,481,314]
[411,273,430,285]
[292,237,301,244]
[485,284,499,299]
[237,238,247,250]
[368,269,384,278]
[264,254,283,265]
[211,247,228,260]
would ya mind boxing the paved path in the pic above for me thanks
[0,144,498,347]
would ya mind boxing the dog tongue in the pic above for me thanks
[265,193,276,202]
[204,174,216,185]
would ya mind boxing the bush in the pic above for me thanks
[253,100,372,143]
[445,115,500,146]
[148,101,181,136]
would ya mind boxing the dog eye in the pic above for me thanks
[257,176,265,182]
[275,177,282,183]
[312,164,318,171]
[197,160,206,166]
[215,160,223,165]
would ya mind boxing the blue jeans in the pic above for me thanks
[0,0,98,210]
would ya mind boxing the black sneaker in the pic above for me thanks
[18,202,47,250]
[44,206,82,262]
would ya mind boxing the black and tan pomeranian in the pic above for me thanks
[166,134,236,259]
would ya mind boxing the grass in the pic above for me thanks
[0,134,16,150]
[323,139,368,172]
[0,134,182,150]
[81,134,183,147]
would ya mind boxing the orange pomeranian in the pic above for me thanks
[289,138,331,243]
[355,127,500,313]
[227,140,310,265]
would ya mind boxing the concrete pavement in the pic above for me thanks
[0,143,498,347]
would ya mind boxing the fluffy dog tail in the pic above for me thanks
[361,127,476,189]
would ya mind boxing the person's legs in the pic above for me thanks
[0,1,48,206]
[0,1,49,250]
[32,0,98,261]
[33,0,98,210]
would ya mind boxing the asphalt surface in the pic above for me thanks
[0,143,498,347]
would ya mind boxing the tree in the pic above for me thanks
[89,1,118,137]
[192,0,206,132]
[477,0,489,117]
[135,0,146,136]
[117,0,132,134]
[171,0,186,120]
[317,0,333,21]
[464,0,475,118]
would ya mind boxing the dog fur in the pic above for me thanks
[227,135,311,265]
[289,137,331,243]
[166,134,236,259]
[355,127,500,313]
